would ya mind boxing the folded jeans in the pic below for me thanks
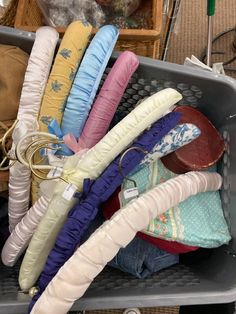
[82,212,179,279]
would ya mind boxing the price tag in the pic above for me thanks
[47,167,63,179]
[62,183,77,201]
[40,148,47,157]
[40,146,57,157]
[123,187,139,200]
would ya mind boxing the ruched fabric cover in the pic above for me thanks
[30,171,222,314]
[1,152,86,267]
[38,21,92,131]
[8,27,59,232]
[59,25,119,155]
[65,50,139,152]
[19,88,182,291]
[31,21,92,204]
[65,89,182,189]
[2,195,50,266]
[139,123,201,167]
[122,160,231,248]
[29,112,180,310]
[102,190,198,254]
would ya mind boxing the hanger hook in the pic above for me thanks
[28,142,69,184]
[119,146,148,188]
[1,120,18,161]
[15,132,62,168]
[0,156,16,171]
[23,138,63,166]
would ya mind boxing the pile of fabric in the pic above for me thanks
[0,21,231,314]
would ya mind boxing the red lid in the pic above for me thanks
[161,106,225,174]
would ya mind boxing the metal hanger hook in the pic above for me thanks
[119,146,148,188]
[28,142,69,185]
[1,119,18,161]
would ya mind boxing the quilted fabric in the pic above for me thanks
[139,123,201,167]
[31,20,92,204]
[65,50,139,152]
[29,112,180,311]
[30,172,222,314]
[19,88,182,291]
[101,123,201,254]
[1,152,85,268]
[139,233,198,254]
[38,21,92,131]
[59,25,119,155]
[121,160,231,248]
[102,187,198,254]
[8,27,59,231]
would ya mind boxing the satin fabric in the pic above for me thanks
[8,27,59,232]
[60,25,119,155]
[38,21,92,131]
[2,194,51,266]
[29,112,180,311]
[80,213,179,277]
[31,21,92,204]
[65,50,139,152]
[1,151,86,267]
[30,172,222,314]
[101,122,201,254]
[121,160,231,248]
[102,188,199,254]
[19,88,182,291]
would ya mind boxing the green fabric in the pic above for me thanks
[121,160,231,248]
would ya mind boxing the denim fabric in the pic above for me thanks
[82,213,179,279]
[108,237,179,279]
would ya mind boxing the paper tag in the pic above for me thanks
[40,147,52,157]
[40,148,47,157]
[47,167,63,179]
[62,183,77,201]
[40,146,57,157]
[123,187,139,200]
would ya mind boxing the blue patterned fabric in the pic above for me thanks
[59,25,119,155]
[139,123,200,166]
[28,112,180,312]
[121,160,231,248]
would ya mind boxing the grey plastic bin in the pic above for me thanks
[1,26,236,314]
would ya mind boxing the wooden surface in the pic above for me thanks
[0,0,18,26]
[15,0,162,37]
[14,0,163,58]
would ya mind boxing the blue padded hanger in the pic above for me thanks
[58,25,119,155]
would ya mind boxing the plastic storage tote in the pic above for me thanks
[0,26,236,314]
